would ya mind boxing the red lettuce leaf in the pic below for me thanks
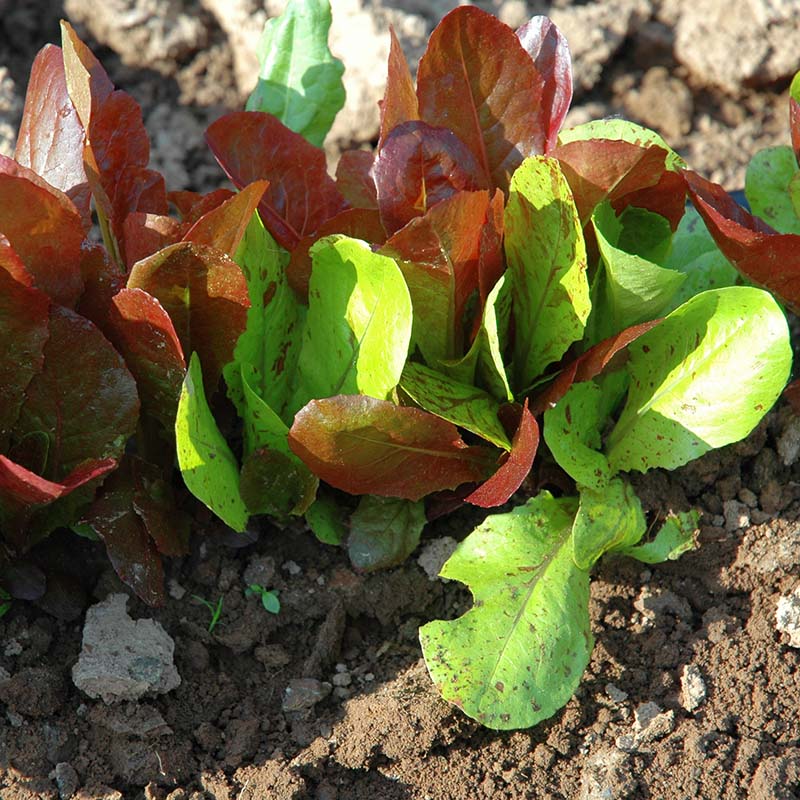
[683,169,800,311]
[464,401,538,507]
[416,6,546,191]
[106,288,186,430]
[182,180,269,258]
[15,44,91,227]
[74,243,126,332]
[516,17,572,153]
[374,121,487,235]
[791,92,800,164]
[478,188,505,311]
[168,188,235,223]
[0,267,50,447]
[127,241,249,392]
[288,395,497,501]
[286,208,387,298]
[205,111,348,250]
[0,156,85,307]
[0,235,34,286]
[379,27,419,148]
[123,213,186,269]
[335,150,378,210]
[553,139,684,228]
[60,22,167,252]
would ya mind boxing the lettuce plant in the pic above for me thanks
[169,0,793,728]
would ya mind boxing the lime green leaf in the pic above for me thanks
[348,495,426,572]
[176,353,248,532]
[442,273,513,402]
[305,490,347,545]
[225,213,304,424]
[790,172,800,220]
[420,492,592,730]
[616,510,699,564]
[505,157,590,391]
[744,146,800,234]
[558,119,684,170]
[291,236,412,411]
[591,202,684,338]
[400,362,511,451]
[544,381,611,490]
[606,287,791,473]
[571,478,645,570]
[246,0,345,147]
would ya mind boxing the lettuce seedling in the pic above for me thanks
[171,0,791,728]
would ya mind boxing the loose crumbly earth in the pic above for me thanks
[1,2,800,799]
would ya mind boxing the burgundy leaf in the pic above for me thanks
[12,305,139,480]
[287,208,387,298]
[75,243,126,332]
[416,6,546,191]
[288,395,496,501]
[182,180,269,258]
[530,319,662,415]
[168,188,235,223]
[206,111,348,250]
[335,150,378,210]
[465,401,538,507]
[478,188,505,310]
[374,121,487,235]
[0,156,85,307]
[83,468,166,606]
[0,267,49,447]
[379,27,419,148]
[684,169,800,311]
[106,288,186,430]
[123,213,185,269]
[516,17,572,153]
[0,235,33,286]
[553,139,682,227]
[15,44,91,227]
[127,242,249,392]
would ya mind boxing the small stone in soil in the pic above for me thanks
[283,560,302,576]
[243,555,276,587]
[680,663,707,712]
[282,678,332,712]
[605,683,629,704]
[332,671,352,687]
[168,579,186,600]
[416,536,458,580]
[723,499,750,531]
[54,762,79,800]
[776,586,800,647]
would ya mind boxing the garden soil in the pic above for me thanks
[2,2,800,799]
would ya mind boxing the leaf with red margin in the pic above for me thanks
[0,156,84,307]
[379,27,419,148]
[123,213,185,269]
[12,305,139,480]
[478,189,505,310]
[105,288,186,430]
[381,190,491,364]
[182,181,269,258]
[516,17,572,153]
[82,465,165,607]
[0,268,49,447]
[683,169,800,311]
[15,44,91,228]
[60,22,167,251]
[288,395,497,501]
[286,208,387,298]
[127,242,249,392]
[790,71,800,164]
[530,319,662,416]
[416,6,546,191]
[0,235,33,286]
[465,401,539,508]
[206,111,348,250]
[553,139,681,228]
[374,121,487,235]
[335,150,378,210]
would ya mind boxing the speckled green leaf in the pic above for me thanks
[505,157,590,391]
[305,490,347,545]
[745,146,800,235]
[544,381,610,490]
[348,495,426,572]
[420,492,592,730]
[400,363,511,451]
[606,287,791,473]
[616,510,699,564]
[571,478,645,570]
[176,353,248,532]
[246,0,345,147]
[291,236,412,412]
